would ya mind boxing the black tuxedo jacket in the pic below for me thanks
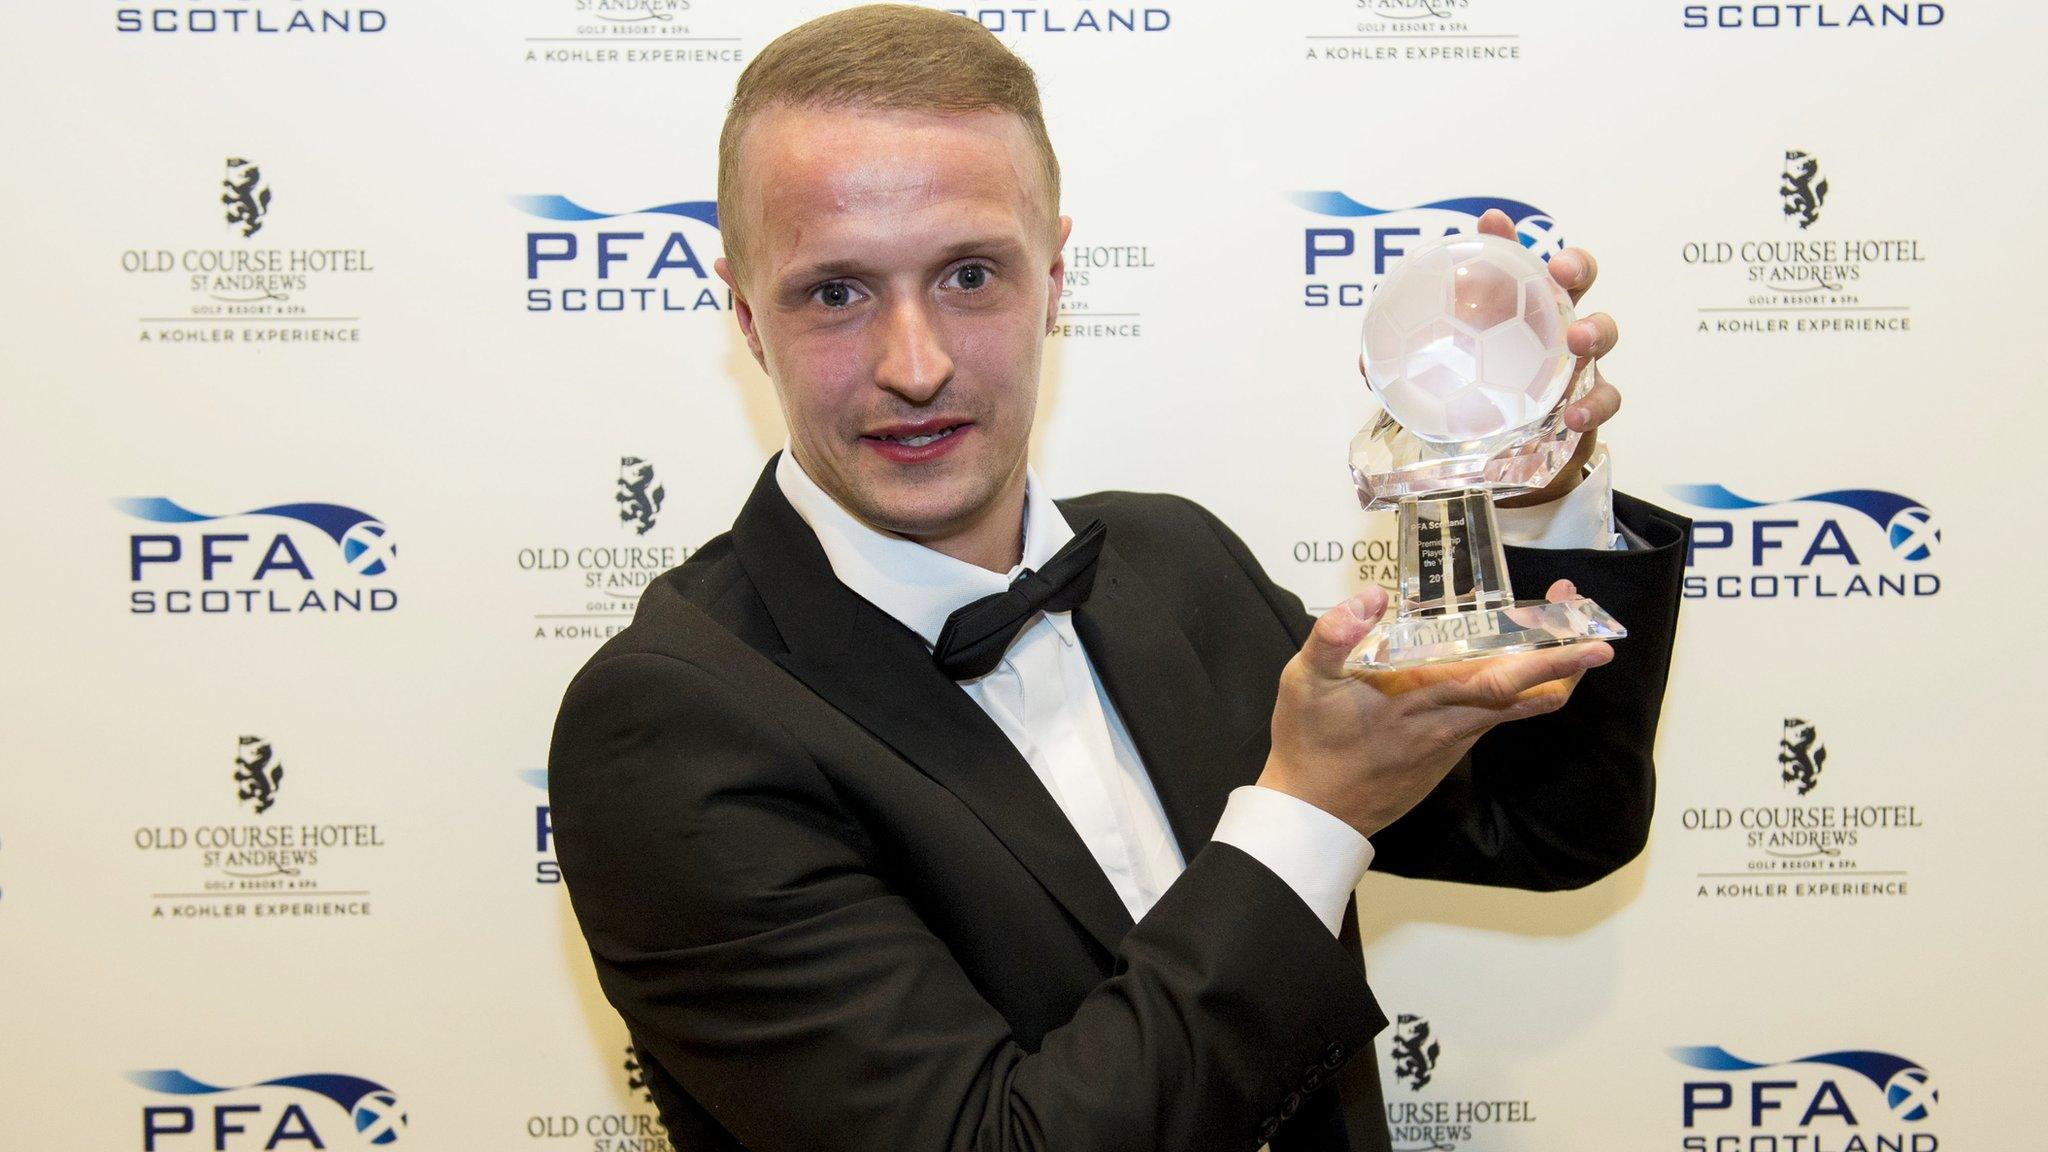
[549,457,1688,1152]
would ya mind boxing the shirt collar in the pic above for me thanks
[774,448,1077,648]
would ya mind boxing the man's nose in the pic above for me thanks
[872,297,954,403]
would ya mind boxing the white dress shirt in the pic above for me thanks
[774,449,1617,936]
[1497,446,1620,551]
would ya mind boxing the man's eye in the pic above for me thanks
[814,281,859,308]
[948,263,992,291]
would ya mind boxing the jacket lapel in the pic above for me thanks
[1068,535,1244,862]
[731,458,1135,960]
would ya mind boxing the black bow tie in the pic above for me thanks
[932,519,1108,680]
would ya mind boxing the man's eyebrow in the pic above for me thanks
[775,235,1031,287]
[932,234,1029,262]
[776,256,868,285]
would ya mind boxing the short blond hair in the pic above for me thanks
[716,4,1061,279]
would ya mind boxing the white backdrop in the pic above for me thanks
[2,1,2040,1148]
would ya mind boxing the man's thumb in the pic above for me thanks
[1301,587,1388,679]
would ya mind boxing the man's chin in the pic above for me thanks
[835,466,1008,538]
[805,439,1024,544]
[854,491,992,543]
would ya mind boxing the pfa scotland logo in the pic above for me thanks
[1291,192,1567,254]
[1779,718,1828,795]
[223,159,273,238]
[1781,150,1828,230]
[234,736,285,814]
[129,1069,406,1148]
[1668,484,1941,601]
[511,194,726,314]
[1673,485,1940,561]
[955,5,1171,33]
[1291,192,1565,310]
[118,497,398,616]
[118,498,395,575]
[616,457,665,536]
[1671,1046,1938,1134]
[117,5,388,35]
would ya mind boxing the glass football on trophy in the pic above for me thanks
[1347,231,1625,670]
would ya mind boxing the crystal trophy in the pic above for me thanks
[1347,231,1625,670]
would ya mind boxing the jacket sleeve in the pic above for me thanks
[1370,491,1690,888]
[549,650,1386,1152]
[1194,491,1690,891]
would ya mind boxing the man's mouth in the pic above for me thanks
[861,420,974,463]
[885,426,959,447]
[865,422,968,447]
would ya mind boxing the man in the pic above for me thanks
[549,7,1686,1150]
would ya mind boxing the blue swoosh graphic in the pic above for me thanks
[1667,1047,1923,1094]
[509,195,720,228]
[113,498,380,546]
[1666,485,1923,532]
[124,1070,225,1095]
[124,1070,393,1112]
[1286,191,1552,225]
[519,769,549,791]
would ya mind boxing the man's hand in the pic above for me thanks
[1259,583,1612,839]
[1476,207,1622,508]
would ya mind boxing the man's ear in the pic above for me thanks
[715,256,767,370]
[1044,215,1074,334]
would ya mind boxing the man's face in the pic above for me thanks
[717,105,1069,552]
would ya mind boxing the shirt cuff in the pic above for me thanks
[1211,785,1374,936]
[1494,446,1619,551]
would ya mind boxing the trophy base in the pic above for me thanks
[1345,595,1627,671]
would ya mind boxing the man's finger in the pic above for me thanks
[1551,246,1598,303]
[1506,677,1579,720]
[1299,587,1388,681]
[1476,208,1515,241]
[1568,312,1618,360]
[1432,641,1611,708]
[1565,368,1622,432]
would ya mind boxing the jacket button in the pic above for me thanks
[1302,1067,1324,1092]
[1280,1092,1301,1119]
[1259,1117,1280,1143]
[1323,1042,1346,1070]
